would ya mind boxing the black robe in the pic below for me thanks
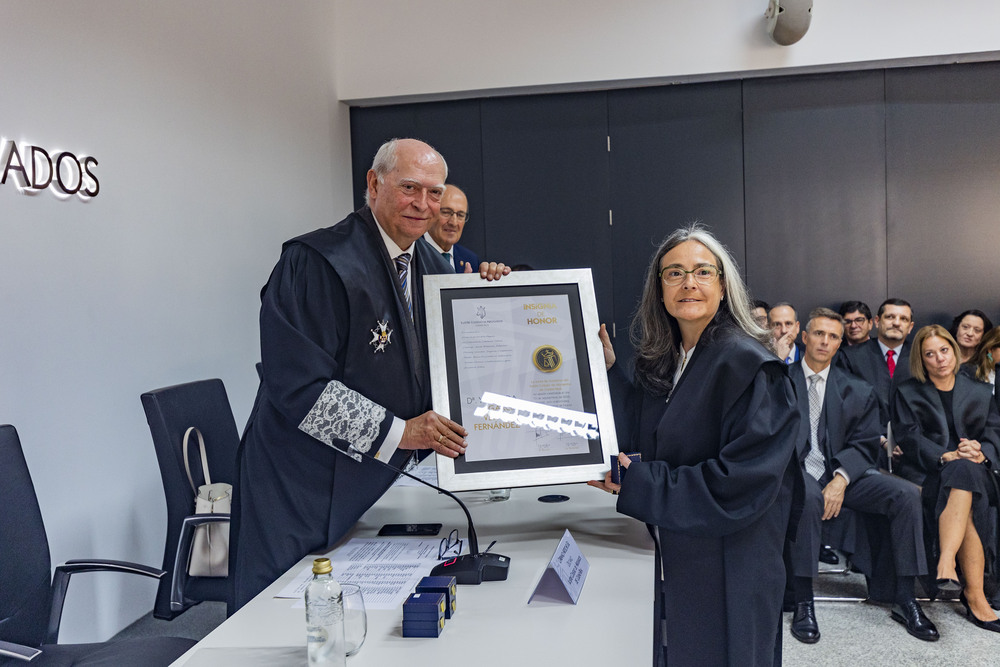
[614,325,799,667]
[892,374,1000,484]
[891,375,1000,581]
[231,207,452,609]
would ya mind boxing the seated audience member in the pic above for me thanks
[424,183,480,272]
[892,325,1000,633]
[784,309,934,643]
[839,300,874,347]
[950,309,994,367]
[837,298,915,430]
[964,327,1000,390]
[752,299,771,329]
[769,302,802,364]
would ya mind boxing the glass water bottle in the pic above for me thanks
[305,557,347,666]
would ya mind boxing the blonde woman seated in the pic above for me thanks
[892,325,1000,632]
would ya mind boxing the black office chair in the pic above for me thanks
[0,424,196,665]
[141,379,240,620]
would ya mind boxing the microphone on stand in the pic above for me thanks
[345,447,510,585]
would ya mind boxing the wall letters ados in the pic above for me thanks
[1,137,100,199]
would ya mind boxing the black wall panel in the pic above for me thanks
[349,60,1000,358]
[886,62,1000,328]
[349,100,486,255]
[743,71,888,322]
[608,82,744,364]
[479,92,614,323]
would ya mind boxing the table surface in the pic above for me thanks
[172,479,654,666]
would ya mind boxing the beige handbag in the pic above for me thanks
[183,426,231,577]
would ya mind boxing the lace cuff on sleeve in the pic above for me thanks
[298,380,386,461]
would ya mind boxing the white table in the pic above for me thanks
[172,481,654,666]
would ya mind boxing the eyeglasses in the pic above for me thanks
[844,317,869,326]
[439,208,468,223]
[659,265,722,287]
[438,529,463,560]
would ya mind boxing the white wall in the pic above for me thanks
[0,1,351,642]
[334,0,1000,104]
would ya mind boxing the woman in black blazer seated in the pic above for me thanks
[893,324,1000,632]
[961,327,1000,411]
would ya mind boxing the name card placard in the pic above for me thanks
[528,529,590,605]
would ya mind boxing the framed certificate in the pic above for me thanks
[424,268,618,491]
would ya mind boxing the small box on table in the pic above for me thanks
[402,592,447,638]
[402,617,445,638]
[402,592,446,624]
[416,575,457,618]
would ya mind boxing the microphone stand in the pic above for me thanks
[353,448,510,585]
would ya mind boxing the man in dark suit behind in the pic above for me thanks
[784,308,935,644]
[839,300,874,347]
[424,183,480,273]
[769,301,803,364]
[837,298,915,430]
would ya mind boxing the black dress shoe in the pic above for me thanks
[959,592,1000,633]
[890,600,939,642]
[818,546,839,565]
[790,601,820,644]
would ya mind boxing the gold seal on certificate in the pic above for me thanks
[532,345,562,373]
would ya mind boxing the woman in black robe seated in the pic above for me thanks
[590,224,800,666]
[892,324,1000,632]
[960,327,1000,412]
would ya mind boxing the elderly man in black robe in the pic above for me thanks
[231,139,506,610]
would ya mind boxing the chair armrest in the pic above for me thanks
[46,559,167,645]
[0,639,42,662]
[171,514,231,611]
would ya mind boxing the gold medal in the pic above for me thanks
[532,345,562,372]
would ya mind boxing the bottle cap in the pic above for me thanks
[312,557,333,575]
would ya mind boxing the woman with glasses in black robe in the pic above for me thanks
[590,224,799,666]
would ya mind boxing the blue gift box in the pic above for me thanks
[402,592,446,624]
[610,452,641,485]
[402,617,445,638]
[416,575,457,618]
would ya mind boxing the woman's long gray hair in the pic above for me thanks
[631,223,771,394]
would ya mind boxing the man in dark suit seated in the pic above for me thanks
[839,300,874,347]
[423,183,480,273]
[836,298,915,431]
[784,308,936,643]
[769,301,803,364]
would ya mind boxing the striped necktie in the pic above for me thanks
[395,252,411,318]
[804,374,826,480]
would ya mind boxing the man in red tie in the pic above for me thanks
[836,299,915,432]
